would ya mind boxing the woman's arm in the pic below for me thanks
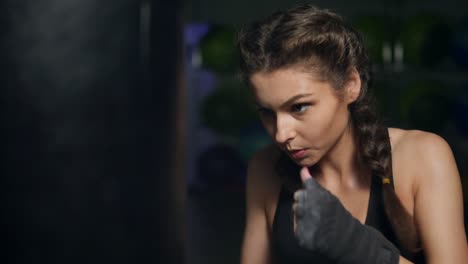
[240,147,276,264]
[410,132,468,263]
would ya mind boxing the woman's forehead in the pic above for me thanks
[251,69,328,92]
[250,68,331,106]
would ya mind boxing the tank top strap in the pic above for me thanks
[364,172,378,225]
[384,127,396,191]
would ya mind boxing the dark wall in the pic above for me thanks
[1,0,184,263]
[184,0,468,24]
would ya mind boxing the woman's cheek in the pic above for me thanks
[304,112,325,133]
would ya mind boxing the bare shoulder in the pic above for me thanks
[242,145,283,263]
[390,127,449,146]
[248,144,281,179]
[389,128,453,164]
[388,128,458,193]
[247,144,284,225]
[249,144,282,172]
[247,144,282,197]
[390,129,468,262]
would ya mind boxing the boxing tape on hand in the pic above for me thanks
[293,167,400,264]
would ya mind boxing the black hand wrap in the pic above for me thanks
[295,177,400,264]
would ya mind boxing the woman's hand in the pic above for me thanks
[292,166,400,264]
[292,167,340,252]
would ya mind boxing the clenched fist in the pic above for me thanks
[292,167,400,264]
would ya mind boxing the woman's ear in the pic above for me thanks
[345,69,361,104]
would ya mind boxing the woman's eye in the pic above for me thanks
[291,103,310,113]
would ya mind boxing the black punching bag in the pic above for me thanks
[0,0,185,263]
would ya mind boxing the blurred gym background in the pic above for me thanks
[185,1,468,263]
[1,0,467,264]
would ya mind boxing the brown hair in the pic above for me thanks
[237,4,421,256]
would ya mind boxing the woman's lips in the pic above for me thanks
[289,149,308,159]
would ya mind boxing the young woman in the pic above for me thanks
[237,4,468,264]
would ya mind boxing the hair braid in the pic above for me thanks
[350,96,422,256]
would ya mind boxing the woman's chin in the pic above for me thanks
[291,156,317,167]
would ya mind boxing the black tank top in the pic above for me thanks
[271,171,426,263]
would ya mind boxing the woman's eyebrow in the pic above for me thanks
[280,93,314,108]
[255,93,314,109]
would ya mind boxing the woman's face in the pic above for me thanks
[250,67,357,167]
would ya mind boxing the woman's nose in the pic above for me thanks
[274,116,295,144]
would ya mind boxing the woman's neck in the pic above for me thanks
[313,125,369,189]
